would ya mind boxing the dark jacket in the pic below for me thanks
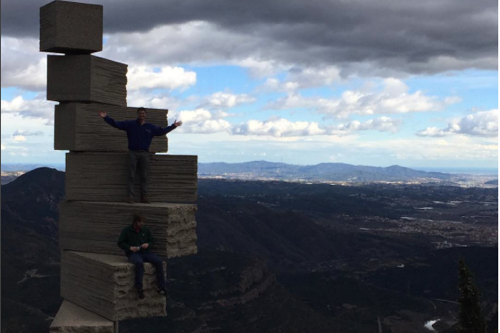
[103,116,176,151]
[117,225,154,256]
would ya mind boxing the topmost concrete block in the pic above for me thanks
[40,1,103,54]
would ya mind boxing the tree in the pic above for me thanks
[458,258,486,333]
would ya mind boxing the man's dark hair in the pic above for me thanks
[137,107,147,114]
[133,213,145,223]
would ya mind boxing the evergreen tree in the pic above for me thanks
[458,258,486,333]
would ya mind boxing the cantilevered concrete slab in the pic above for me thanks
[40,1,103,54]
[65,153,197,203]
[50,300,114,333]
[55,103,169,152]
[61,251,167,321]
[47,55,127,106]
[60,201,197,258]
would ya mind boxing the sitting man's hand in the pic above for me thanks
[99,111,107,118]
[141,243,149,249]
[130,246,140,253]
[173,119,183,127]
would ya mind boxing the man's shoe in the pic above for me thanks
[141,195,151,204]
[158,288,166,296]
[126,196,134,204]
[138,288,145,299]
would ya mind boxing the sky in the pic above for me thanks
[1,0,498,168]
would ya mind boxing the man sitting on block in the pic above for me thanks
[99,107,182,204]
[118,213,166,299]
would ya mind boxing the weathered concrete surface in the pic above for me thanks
[65,153,197,203]
[40,1,103,54]
[50,300,114,333]
[47,55,127,106]
[60,201,197,258]
[55,103,169,152]
[61,251,167,321]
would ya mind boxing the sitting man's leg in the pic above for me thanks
[128,252,145,299]
[142,252,166,294]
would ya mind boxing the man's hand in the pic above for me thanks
[130,246,140,253]
[173,119,182,127]
[99,111,107,118]
[141,243,149,249]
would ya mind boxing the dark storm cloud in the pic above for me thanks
[1,0,497,74]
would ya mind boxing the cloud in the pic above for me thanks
[13,135,26,141]
[201,92,256,109]
[416,109,498,137]
[1,37,46,91]
[333,117,402,134]
[3,0,495,75]
[267,78,461,118]
[232,118,325,137]
[1,144,5,150]
[1,95,56,124]
[173,108,232,134]
[12,129,44,136]
[127,65,196,91]
[232,116,401,137]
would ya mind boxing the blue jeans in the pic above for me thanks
[127,252,165,290]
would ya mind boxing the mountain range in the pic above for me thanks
[198,161,452,182]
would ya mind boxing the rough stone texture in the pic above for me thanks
[60,201,197,258]
[55,103,169,152]
[61,251,167,321]
[40,1,103,54]
[65,153,197,203]
[48,55,127,106]
[50,300,114,333]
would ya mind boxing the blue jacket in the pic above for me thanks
[103,116,176,151]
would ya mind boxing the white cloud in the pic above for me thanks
[416,109,498,138]
[202,92,256,109]
[12,129,44,136]
[173,108,232,134]
[267,78,461,118]
[13,135,26,142]
[333,117,402,134]
[1,95,56,124]
[1,37,46,91]
[1,144,5,150]
[232,118,325,137]
[127,65,196,91]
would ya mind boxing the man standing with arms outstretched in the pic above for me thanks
[99,107,182,204]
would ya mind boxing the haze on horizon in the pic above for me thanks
[1,0,498,169]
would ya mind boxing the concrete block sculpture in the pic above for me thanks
[40,1,103,54]
[47,55,127,106]
[59,201,197,258]
[61,252,167,321]
[50,301,114,333]
[42,1,198,331]
[55,103,169,152]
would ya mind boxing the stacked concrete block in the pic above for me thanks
[40,1,103,54]
[59,201,198,258]
[50,300,114,333]
[65,153,198,202]
[55,103,168,152]
[61,252,167,321]
[47,55,127,106]
[41,0,198,330]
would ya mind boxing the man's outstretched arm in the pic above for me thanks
[153,119,183,136]
[99,111,129,131]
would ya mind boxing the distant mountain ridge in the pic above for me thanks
[199,161,452,182]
